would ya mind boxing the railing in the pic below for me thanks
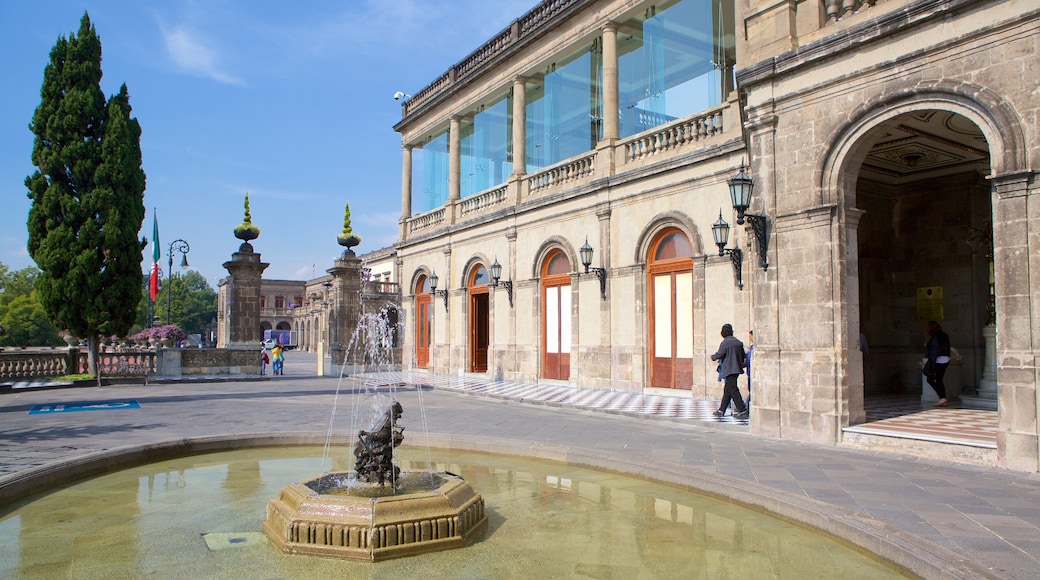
[403,106,732,237]
[621,105,725,164]
[0,350,73,380]
[528,153,596,195]
[364,281,401,296]
[81,351,156,377]
[459,185,508,217]
[824,0,878,21]
[0,348,156,380]
[409,207,446,235]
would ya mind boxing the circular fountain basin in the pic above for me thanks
[263,470,486,561]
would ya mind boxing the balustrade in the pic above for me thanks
[528,154,596,195]
[824,0,877,21]
[409,208,446,235]
[459,186,508,217]
[621,106,725,164]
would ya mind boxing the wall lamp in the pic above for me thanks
[728,163,769,270]
[489,258,514,307]
[712,211,744,290]
[428,271,449,311]
[579,238,608,300]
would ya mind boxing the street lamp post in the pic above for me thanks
[166,239,190,325]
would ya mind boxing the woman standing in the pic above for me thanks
[924,321,951,407]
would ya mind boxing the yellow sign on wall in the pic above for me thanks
[917,286,944,321]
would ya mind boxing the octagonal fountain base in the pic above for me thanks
[263,471,487,561]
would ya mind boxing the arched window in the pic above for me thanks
[414,275,432,368]
[542,250,572,380]
[648,229,694,389]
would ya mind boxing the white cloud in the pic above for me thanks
[163,25,245,86]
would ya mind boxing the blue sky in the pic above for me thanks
[0,0,535,287]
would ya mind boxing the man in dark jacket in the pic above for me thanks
[711,323,748,419]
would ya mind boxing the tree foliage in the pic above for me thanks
[0,263,62,347]
[135,270,217,337]
[24,13,147,370]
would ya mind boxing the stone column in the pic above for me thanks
[326,249,362,374]
[222,242,269,350]
[601,22,619,141]
[511,77,527,177]
[449,116,462,202]
[400,144,413,239]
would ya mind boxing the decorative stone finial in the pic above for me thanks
[234,192,260,242]
[337,201,361,249]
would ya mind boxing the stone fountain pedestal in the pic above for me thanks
[263,471,487,561]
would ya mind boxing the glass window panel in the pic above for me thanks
[547,287,560,354]
[653,275,672,357]
[411,129,449,214]
[472,267,489,287]
[617,0,735,139]
[461,94,512,198]
[654,233,693,260]
[560,288,571,354]
[417,276,431,294]
[525,43,602,172]
[547,252,571,275]
[675,272,693,358]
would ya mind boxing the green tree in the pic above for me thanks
[135,270,217,337]
[24,13,147,373]
[0,263,62,346]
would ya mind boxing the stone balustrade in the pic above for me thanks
[459,186,508,218]
[528,153,596,196]
[620,105,725,165]
[824,0,878,22]
[409,208,446,235]
[0,350,74,380]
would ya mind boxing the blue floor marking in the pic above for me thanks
[29,400,141,414]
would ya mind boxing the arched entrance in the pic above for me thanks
[414,275,432,368]
[468,265,490,373]
[648,229,694,389]
[541,250,572,380]
[848,109,994,417]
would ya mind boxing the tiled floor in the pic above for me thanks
[853,395,998,448]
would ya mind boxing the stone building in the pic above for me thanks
[392,0,1040,470]
[216,246,401,359]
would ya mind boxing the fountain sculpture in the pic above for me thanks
[263,263,487,561]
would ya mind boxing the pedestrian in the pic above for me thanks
[745,329,754,408]
[711,323,748,419]
[923,320,951,407]
[272,344,284,375]
[260,344,269,376]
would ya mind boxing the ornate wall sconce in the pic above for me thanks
[489,258,514,307]
[712,211,744,290]
[579,238,608,300]
[728,163,769,270]
[428,271,449,311]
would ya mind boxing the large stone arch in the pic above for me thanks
[819,82,1031,463]
[531,236,579,279]
[634,210,704,265]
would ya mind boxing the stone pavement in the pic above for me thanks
[1,357,1038,578]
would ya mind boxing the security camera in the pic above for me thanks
[393,91,411,101]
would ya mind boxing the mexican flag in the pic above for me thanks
[149,212,160,301]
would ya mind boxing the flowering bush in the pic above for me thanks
[131,324,186,343]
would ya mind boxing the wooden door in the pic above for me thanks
[415,294,431,368]
[470,293,489,372]
[648,230,694,389]
[542,250,572,380]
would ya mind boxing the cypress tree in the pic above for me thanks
[25,13,147,375]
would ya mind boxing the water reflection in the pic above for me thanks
[0,447,907,579]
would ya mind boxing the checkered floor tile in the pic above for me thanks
[357,373,998,442]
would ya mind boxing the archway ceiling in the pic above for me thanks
[859,111,990,185]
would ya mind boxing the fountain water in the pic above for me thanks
[263,299,487,561]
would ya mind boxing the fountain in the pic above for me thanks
[263,260,487,561]
[262,397,487,561]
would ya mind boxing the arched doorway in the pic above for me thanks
[414,275,432,368]
[648,229,694,389]
[541,250,572,380]
[468,265,490,373]
[850,109,993,415]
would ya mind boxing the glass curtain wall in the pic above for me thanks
[411,129,450,214]
[460,93,512,198]
[525,42,603,173]
[617,0,735,138]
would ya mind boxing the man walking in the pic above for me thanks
[711,323,748,419]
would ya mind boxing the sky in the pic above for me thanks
[0,0,536,288]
